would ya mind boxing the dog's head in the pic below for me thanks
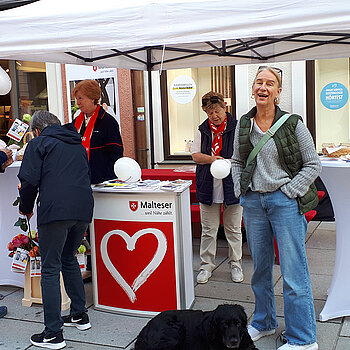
[203,304,248,349]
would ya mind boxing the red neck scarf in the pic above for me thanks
[209,117,227,156]
[74,105,100,159]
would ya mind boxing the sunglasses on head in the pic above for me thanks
[258,65,283,82]
[202,95,224,107]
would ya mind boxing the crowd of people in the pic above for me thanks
[1,69,321,350]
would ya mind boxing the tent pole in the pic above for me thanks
[147,48,155,169]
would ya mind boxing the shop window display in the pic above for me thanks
[161,66,233,160]
[0,60,48,145]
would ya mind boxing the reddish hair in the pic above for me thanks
[72,79,101,104]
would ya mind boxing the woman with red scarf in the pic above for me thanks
[191,91,243,284]
[72,79,123,281]
[72,79,123,185]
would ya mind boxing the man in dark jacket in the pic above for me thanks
[18,111,94,349]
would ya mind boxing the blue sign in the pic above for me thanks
[320,82,349,110]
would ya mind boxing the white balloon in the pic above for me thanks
[114,157,141,182]
[210,159,231,179]
[0,66,11,95]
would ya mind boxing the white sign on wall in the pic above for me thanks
[170,75,196,104]
[65,65,120,124]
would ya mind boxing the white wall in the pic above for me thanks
[235,62,305,121]
[143,71,164,167]
[45,63,64,123]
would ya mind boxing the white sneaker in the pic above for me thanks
[196,270,211,284]
[248,325,276,341]
[277,342,318,350]
[231,262,244,283]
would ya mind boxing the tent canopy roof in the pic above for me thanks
[1,0,350,70]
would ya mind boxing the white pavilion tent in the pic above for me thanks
[0,0,350,70]
[1,0,350,164]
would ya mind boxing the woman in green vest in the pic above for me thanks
[231,66,321,350]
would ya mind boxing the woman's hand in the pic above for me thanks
[212,155,224,163]
[1,148,12,159]
[192,152,223,165]
[1,157,14,171]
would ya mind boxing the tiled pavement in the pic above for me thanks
[0,221,349,349]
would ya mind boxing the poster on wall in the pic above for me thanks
[65,64,120,124]
[170,75,197,104]
[320,82,349,110]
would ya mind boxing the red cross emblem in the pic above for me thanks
[129,201,138,212]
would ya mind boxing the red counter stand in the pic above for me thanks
[90,182,195,317]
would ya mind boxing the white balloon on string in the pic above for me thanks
[114,157,141,182]
[210,159,231,179]
[0,66,12,95]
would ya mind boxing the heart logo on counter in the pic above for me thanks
[100,228,167,303]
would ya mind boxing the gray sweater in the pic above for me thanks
[231,119,321,198]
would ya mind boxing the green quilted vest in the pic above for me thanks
[239,106,318,215]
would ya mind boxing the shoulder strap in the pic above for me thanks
[246,113,291,167]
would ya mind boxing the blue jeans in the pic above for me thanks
[38,220,88,335]
[240,190,316,345]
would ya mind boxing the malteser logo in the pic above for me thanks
[140,201,173,209]
[129,201,138,212]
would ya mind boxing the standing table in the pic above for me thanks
[319,159,350,321]
[90,180,195,316]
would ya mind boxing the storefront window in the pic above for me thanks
[315,57,350,152]
[161,66,233,160]
[16,60,48,119]
[0,60,48,143]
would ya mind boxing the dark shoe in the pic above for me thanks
[0,306,7,318]
[30,330,66,349]
[62,312,91,330]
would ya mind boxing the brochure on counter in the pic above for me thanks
[93,179,191,192]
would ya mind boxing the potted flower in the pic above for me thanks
[7,216,39,274]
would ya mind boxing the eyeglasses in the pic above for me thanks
[258,66,283,83]
[201,95,224,107]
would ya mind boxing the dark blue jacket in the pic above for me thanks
[73,107,123,184]
[0,150,7,172]
[0,150,6,166]
[18,124,94,226]
[195,112,239,206]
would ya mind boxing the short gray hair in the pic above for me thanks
[30,110,61,132]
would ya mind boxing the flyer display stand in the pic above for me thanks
[90,181,195,317]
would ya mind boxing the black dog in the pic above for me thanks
[134,304,258,350]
